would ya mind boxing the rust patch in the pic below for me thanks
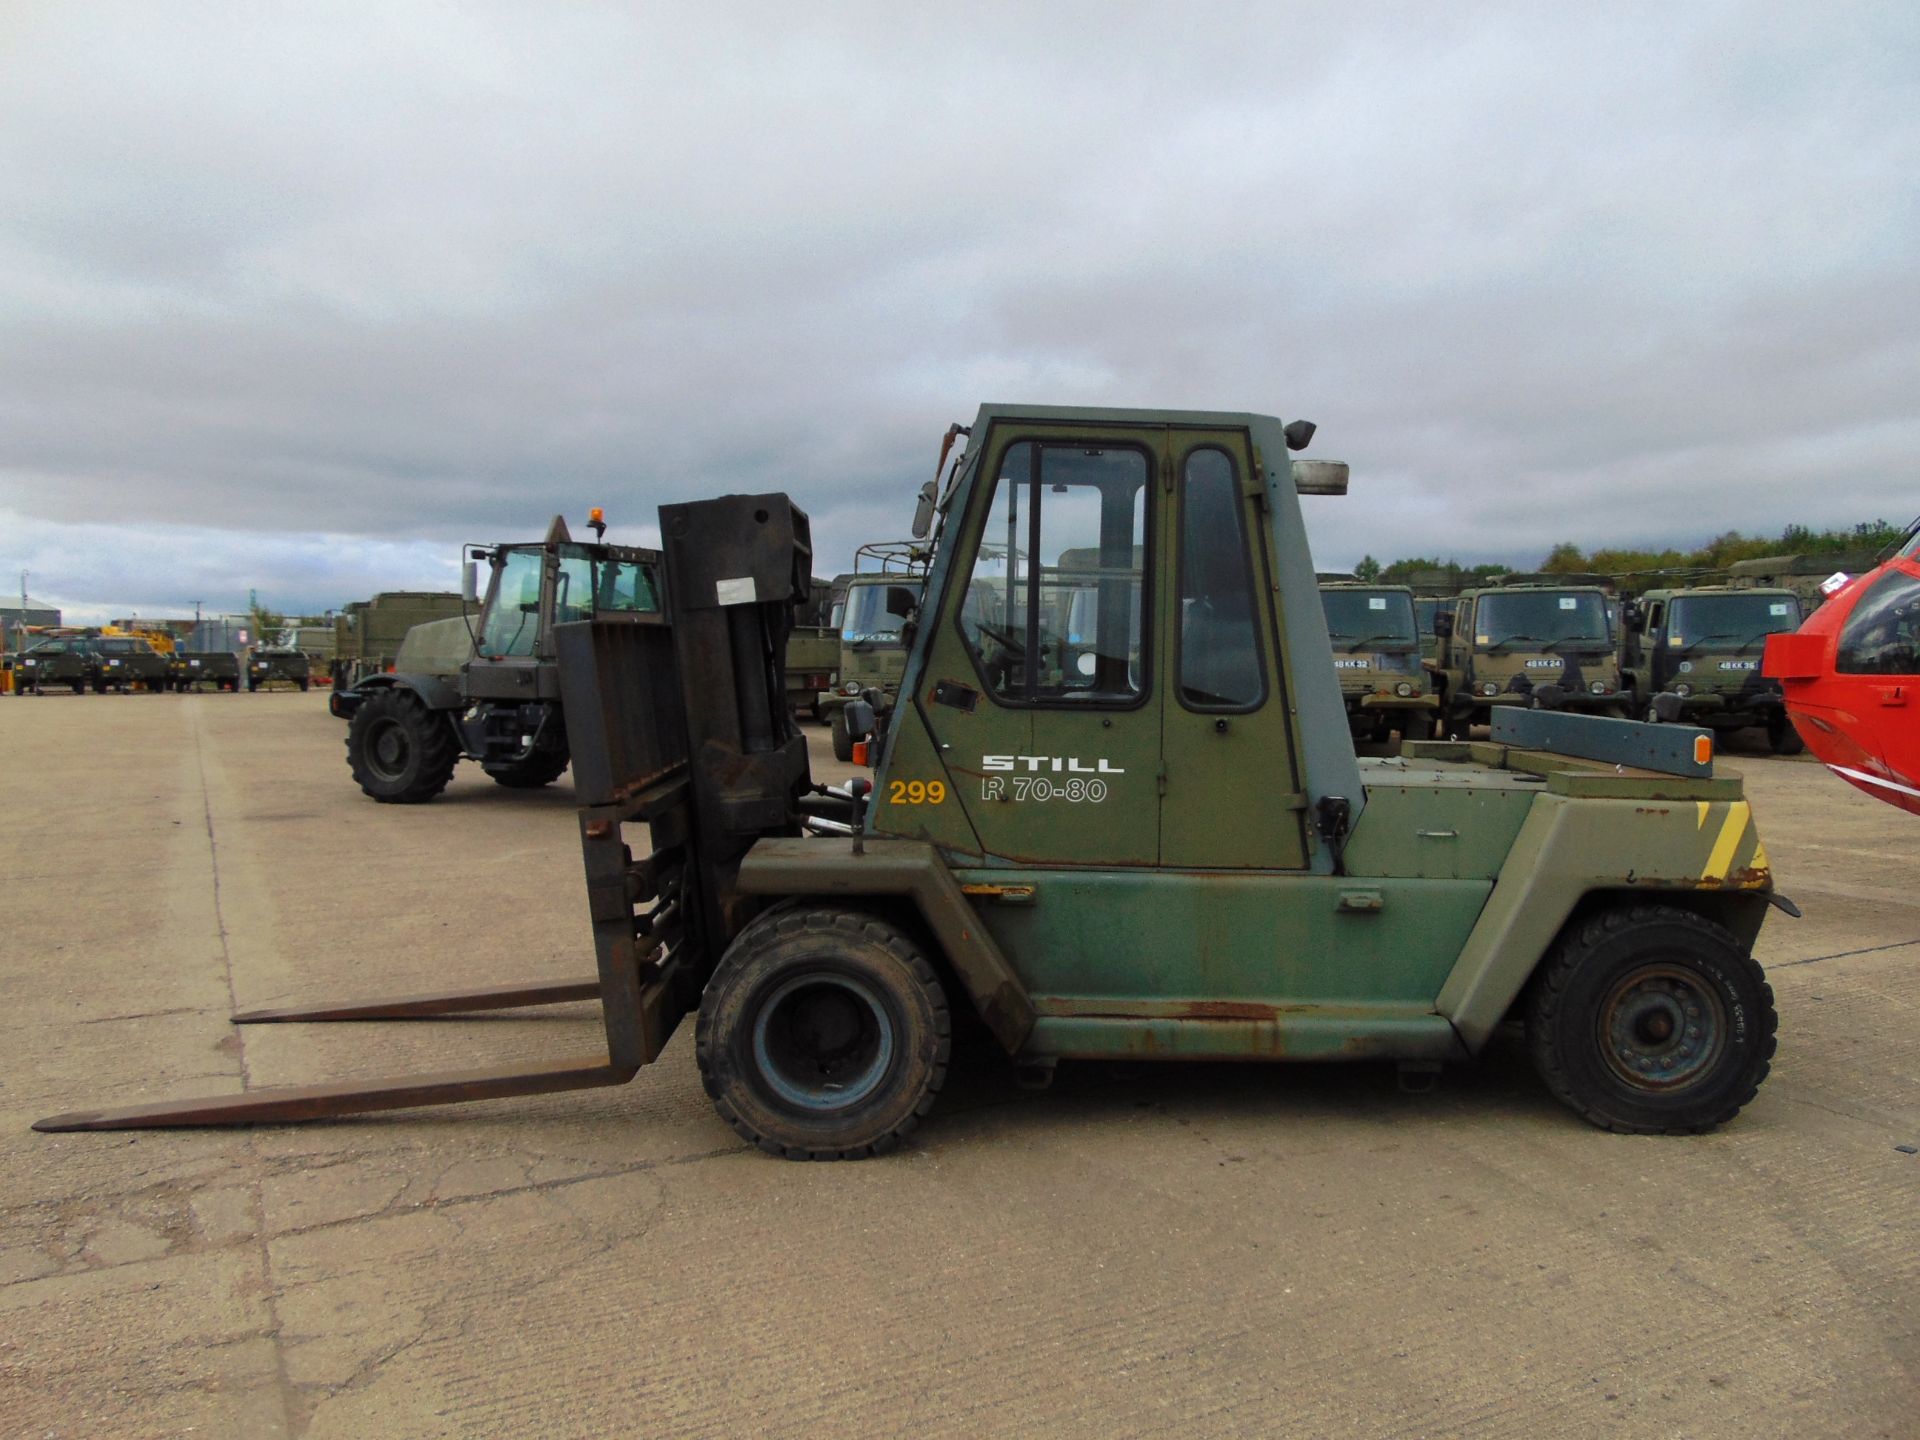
[1176,999,1284,1022]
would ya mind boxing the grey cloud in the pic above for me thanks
[1,2,1915,618]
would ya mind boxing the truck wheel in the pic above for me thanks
[830,707,854,762]
[696,907,950,1160]
[1526,903,1776,1134]
[1767,713,1804,756]
[345,688,460,803]
[487,744,570,789]
[298,677,311,692]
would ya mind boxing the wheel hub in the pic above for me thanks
[1599,964,1726,1090]
[369,720,411,777]
[752,973,895,1113]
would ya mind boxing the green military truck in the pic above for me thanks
[171,651,243,692]
[332,590,466,691]
[335,514,662,801]
[784,581,839,722]
[14,635,95,694]
[1320,583,1439,742]
[92,636,171,693]
[824,542,928,762]
[41,405,1787,1158]
[247,647,313,691]
[1620,586,1804,752]
[1430,583,1624,732]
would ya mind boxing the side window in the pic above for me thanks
[1837,570,1920,675]
[1177,448,1265,710]
[593,558,658,615]
[959,441,1148,704]
[1648,603,1665,638]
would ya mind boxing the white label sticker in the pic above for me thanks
[1368,596,1387,610]
[716,576,757,606]
[1769,602,1789,615]
[1558,597,1577,610]
[1820,571,1850,595]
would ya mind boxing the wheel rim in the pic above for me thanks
[1598,963,1727,1091]
[366,718,411,779]
[751,973,896,1112]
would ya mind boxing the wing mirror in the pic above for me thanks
[1291,459,1349,496]
[1432,613,1454,639]
[886,585,918,619]
[911,480,938,540]
[1623,600,1646,634]
[843,697,877,740]
[462,562,479,604]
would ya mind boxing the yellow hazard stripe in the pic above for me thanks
[1702,802,1750,881]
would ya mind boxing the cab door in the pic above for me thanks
[1157,431,1309,869]
[918,427,1161,865]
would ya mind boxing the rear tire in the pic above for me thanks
[345,688,460,803]
[696,907,950,1160]
[1526,903,1776,1134]
[298,677,311,692]
[487,741,570,789]
[830,707,854,762]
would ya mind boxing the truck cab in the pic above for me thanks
[1623,586,1802,751]
[1319,583,1437,742]
[823,541,927,762]
[1432,584,1622,731]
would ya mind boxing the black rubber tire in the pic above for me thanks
[830,707,854,763]
[1526,903,1776,1134]
[298,677,311,692]
[487,741,571,789]
[1767,713,1805,756]
[696,907,950,1160]
[345,687,461,803]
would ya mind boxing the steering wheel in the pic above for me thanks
[972,620,1028,659]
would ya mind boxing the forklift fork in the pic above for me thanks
[35,774,692,1133]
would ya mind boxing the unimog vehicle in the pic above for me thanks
[14,635,96,694]
[39,404,1785,1161]
[247,647,313,691]
[92,635,171,693]
[335,513,663,801]
[1319,583,1438,742]
[171,650,243,692]
[824,541,928,762]
[1620,586,1803,752]
[1430,583,1624,732]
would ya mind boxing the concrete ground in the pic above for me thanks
[1,691,1915,1439]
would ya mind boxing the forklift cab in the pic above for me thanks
[872,409,1354,874]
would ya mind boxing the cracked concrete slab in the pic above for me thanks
[2,692,1916,1438]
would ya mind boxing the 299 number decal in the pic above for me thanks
[888,779,948,805]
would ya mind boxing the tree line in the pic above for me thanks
[1351,518,1907,586]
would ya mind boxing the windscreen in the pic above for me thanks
[1322,590,1418,647]
[1668,593,1801,651]
[842,583,912,645]
[479,547,544,657]
[1475,592,1610,650]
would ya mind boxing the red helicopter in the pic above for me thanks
[1764,516,1920,815]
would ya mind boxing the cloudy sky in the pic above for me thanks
[2,2,1915,622]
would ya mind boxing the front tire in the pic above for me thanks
[345,688,461,803]
[1526,903,1776,1134]
[829,707,854,762]
[696,907,950,1160]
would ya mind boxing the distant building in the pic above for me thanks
[1,596,61,649]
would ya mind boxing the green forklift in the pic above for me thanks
[37,406,1785,1159]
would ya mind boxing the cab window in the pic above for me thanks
[958,440,1148,704]
[480,548,544,656]
[593,557,659,615]
[1179,448,1265,709]
[1837,570,1920,675]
